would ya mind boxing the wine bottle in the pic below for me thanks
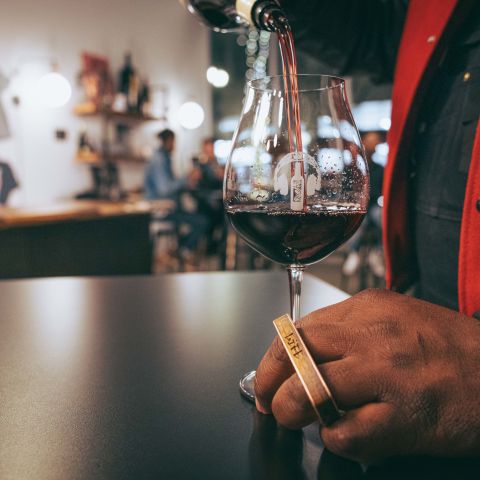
[138,79,151,115]
[119,53,134,96]
[128,72,140,112]
[180,0,287,32]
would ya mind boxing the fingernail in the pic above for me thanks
[255,398,271,414]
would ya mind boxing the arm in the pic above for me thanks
[281,0,409,82]
[255,290,480,462]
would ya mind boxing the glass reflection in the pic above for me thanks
[31,279,86,362]
[249,411,308,480]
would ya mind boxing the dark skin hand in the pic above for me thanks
[255,289,480,463]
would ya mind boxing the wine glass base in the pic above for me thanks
[239,370,256,403]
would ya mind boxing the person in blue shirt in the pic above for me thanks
[145,129,187,201]
[144,129,209,256]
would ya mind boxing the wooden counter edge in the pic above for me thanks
[0,201,159,230]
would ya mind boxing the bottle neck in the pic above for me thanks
[236,0,256,24]
[236,0,287,32]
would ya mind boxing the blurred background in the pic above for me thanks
[0,0,392,294]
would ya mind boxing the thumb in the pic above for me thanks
[321,402,411,463]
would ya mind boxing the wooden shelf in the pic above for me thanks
[76,151,101,164]
[108,154,146,163]
[74,103,154,168]
[74,104,164,122]
[76,152,146,165]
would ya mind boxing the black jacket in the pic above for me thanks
[281,0,408,82]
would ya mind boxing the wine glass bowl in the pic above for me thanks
[224,74,369,401]
[225,75,369,266]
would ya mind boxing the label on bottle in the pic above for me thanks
[236,0,256,24]
[290,168,304,211]
[273,152,321,211]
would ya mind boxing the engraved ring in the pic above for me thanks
[273,314,342,426]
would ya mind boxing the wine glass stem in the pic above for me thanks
[287,265,304,322]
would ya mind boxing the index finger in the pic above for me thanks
[254,300,354,414]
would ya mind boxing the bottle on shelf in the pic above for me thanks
[117,52,140,113]
[128,72,140,113]
[180,0,287,32]
[76,130,99,164]
[138,79,151,116]
[119,52,134,95]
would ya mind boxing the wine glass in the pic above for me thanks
[224,74,369,401]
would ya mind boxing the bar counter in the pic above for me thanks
[0,200,164,279]
[0,200,165,228]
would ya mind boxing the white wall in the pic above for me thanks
[0,0,212,206]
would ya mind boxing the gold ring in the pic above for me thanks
[273,314,342,426]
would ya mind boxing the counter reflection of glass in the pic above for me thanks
[224,75,369,401]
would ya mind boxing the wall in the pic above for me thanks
[0,0,212,206]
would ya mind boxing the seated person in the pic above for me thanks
[192,137,224,190]
[0,160,18,205]
[191,138,226,254]
[144,129,209,256]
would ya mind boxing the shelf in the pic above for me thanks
[108,154,146,163]
[76,151,101,164]
[74,104,164,122]
[75,103,154,167]
[76,152,146,165]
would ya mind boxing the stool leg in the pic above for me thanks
[225,230,237,271]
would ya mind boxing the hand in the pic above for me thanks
[254,289,480,462]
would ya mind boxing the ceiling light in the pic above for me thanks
[178,101,205,130]
[36,72,72,108]
[206,67,229,88]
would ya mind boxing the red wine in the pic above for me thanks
[226,205,366,266]
[268,15,306,209]
[278,28,302,154]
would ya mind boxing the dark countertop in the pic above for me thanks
[0,271,478,479]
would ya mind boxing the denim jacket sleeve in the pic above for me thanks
[144,150,186,200]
